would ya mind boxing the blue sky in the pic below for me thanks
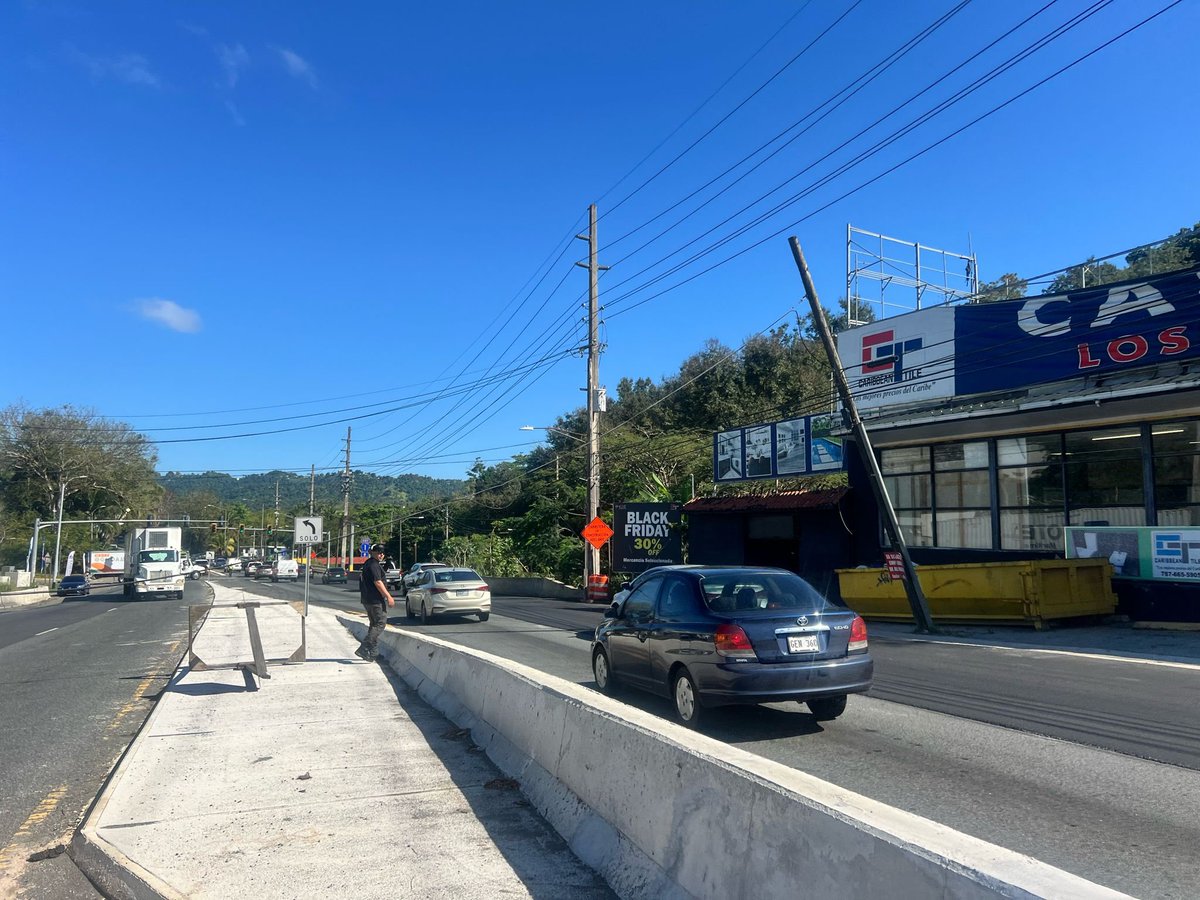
[3,0,1197,481]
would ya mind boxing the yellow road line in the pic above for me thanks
[0,785,67,872]
[105,637,184,735]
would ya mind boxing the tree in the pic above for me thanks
[0,405,160,524]
[974,273,1028,303]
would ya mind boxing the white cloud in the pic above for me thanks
[68,46,161,88]
[273,46,317,88]
[224,100,245,126]
[216,42,249,88]
[136,299,202,333]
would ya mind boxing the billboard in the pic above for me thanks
[1064,525,1200,582]
[837,267,1200,412]
[712,414,845,484]
[837,305,956,411]
[613,503,683,573]
[956,268,1200,395]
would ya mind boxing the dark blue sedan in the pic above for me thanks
[591,566,872,728]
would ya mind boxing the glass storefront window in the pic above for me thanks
[998,465,1063,507]
[1151,421,1200,455]
[996,435,1061,466]
[1154,452,1200,506]
[933,442,989,470]
[880,446,930,474]
[1157,506,1200,527]
[935,510,992,549]
[1067,506,1146,527]
[1000,509,1065,552]
[935,470,990,508]
[884,474,931,509]
[894,510,934,547]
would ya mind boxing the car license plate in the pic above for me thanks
[787,634,819,653]
[456,590,469,597]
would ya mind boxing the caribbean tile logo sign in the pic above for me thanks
[838,305,955,411]
[712,414,844,484]
[1152,530,1200,581]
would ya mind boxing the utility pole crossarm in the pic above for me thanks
[788,236,936,634]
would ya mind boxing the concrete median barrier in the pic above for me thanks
[340,616,1127,900]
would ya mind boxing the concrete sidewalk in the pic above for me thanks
[74,583,615,899]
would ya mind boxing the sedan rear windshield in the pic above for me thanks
[327,567,345,575]
[698,571,844,614]
[434,569,482,583]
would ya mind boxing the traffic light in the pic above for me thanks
[267,527,274,537]
[238,524,245,535]
[210,523,217,534]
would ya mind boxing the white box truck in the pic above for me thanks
[86,549,126,581]
[124,526,186,600]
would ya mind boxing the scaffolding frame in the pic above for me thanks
[846,225,978,326]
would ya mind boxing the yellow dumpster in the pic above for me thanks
[835,558,1116,628]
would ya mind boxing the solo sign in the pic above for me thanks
[613,503,682,573]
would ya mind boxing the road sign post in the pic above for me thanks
[295,516,323,616]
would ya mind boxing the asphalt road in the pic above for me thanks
[0,581,198,898]
[276,580,1200,898]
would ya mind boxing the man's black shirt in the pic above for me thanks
[359,557,388,604]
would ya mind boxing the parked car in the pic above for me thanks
[402,561,449,594]
[56,574,91,597]
[405,568,490,624]
[384,559,403,589]
[321,566,347,585]
[591,566,872,729]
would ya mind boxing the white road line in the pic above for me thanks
[35,627,58,636]
[106,607,119,612]
[889,636,1200,672]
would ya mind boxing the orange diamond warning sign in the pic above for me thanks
[581,517,614,549]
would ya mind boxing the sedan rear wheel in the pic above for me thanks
[672,670,702,729]
[807,695,848,721]
[419,601,432,625]
[404,598,415,621]
[478,611,490,622]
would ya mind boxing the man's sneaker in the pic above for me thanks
[354,646,374,661]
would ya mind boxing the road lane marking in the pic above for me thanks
[0,785,68,878]
[882,636,1200,672]
[34,628,58,636]
[105,637,184,735]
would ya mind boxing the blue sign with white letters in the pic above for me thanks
[955,267,1200,395]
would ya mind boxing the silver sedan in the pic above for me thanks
[404,567,491,624]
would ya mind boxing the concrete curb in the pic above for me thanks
[342,615,1130,900]
[71,672,188,900]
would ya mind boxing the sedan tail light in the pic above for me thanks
[430,587,448,594]
[714,624,757,660]
[848,615,868,653]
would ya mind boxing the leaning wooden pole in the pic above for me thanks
[788,236,936,634]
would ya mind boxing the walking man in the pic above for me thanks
[356,543,394,661]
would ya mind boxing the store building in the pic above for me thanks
[835,265,1200,621]
[692,266,1200,621]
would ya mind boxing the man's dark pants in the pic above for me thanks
[361,601,387,656]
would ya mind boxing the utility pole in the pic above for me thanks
[789,236,935,633]
[273,479,280,532]
[309,465,315,516]
[575,203,607,587]
[340,428,351,568]
[444,505,449,541]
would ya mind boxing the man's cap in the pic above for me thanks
[370,543,386,553]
